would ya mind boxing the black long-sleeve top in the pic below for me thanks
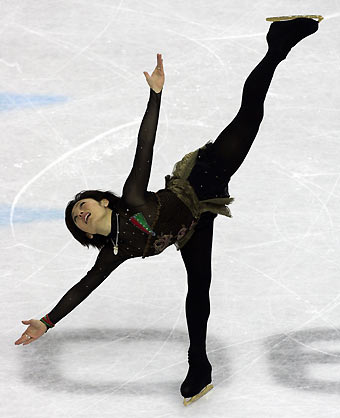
[45,88,196,326]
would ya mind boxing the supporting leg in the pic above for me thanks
[179,212,216,404]
[180,212,216,354]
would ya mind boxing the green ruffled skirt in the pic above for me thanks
[165,141,234,250]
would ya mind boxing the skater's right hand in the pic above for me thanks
[14,319,47,346]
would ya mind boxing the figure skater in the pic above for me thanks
[15,15,323,406]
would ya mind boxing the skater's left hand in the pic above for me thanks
[143,53,164,93]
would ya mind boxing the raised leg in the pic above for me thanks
[212,50,284,179]
[212,17,319,179]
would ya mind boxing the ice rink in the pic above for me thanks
[3,1,340,416]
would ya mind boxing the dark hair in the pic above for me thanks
[65,189,124,250]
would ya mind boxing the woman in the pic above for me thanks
[15,15,322,406]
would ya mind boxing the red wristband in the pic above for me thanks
[40,314,55,331]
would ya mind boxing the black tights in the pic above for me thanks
[180,49,284,355]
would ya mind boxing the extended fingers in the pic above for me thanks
[15,333,33,345]
[157,53,163,70]
[22,334,34,345]
[22,337,35,345]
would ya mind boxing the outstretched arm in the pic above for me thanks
[45,246,126,326]
[122,54,164,207]
[15,246,127,345]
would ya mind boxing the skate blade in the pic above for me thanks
[183,383,213,406]
[266,15,324,23]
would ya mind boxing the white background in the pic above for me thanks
[2,1,340,417]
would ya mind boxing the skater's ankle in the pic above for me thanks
[188,350,210,366]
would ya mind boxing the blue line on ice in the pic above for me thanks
[0,205,64,225]
[0,93,67,111]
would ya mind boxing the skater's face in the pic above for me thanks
[72,198,109,236]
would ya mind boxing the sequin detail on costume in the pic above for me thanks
[154,233,174,253]
[176,226,187,241]
[129,212,156,236]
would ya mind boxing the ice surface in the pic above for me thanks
[2,1,340,417]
